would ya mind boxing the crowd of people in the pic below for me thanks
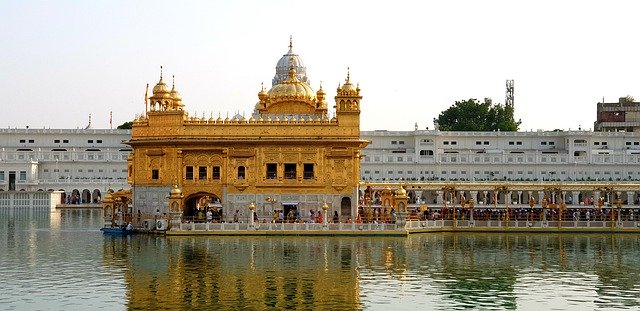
[418,207,639,222]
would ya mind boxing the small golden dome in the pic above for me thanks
[258,83,267,101]
[317,83,326,96]
[337,68,359,95]
[170,75,182,100]
[396,187,407,196]
[152,66,171,97]
[170,185,182,196]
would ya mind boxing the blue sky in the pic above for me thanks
[1,0,638,131]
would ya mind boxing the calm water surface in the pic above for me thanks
[1,208,640,310]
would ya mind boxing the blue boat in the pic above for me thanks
[100,227,134,235]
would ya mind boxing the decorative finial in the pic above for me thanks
[319,81,323,89]
[288,55,296,78]
[261,82,264,91]
[172,75,175,89]
[346,67,350,83]
[289,35,293,51]
[160,66,163,81]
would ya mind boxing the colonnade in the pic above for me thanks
[362,182,640,209]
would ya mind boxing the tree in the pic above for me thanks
[117,121,133,129]
[435,98,520,131]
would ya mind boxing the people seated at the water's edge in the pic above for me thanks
[206,209,213,223]
[126,222,134,231]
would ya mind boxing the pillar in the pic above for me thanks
[436,190,443,204]
[572,191,580,205]
[469,191,477,223]
[538,192,544,205]
[627,191,635,205]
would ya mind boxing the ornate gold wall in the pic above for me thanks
[126,47,367,221]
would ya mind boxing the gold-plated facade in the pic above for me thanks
[126,43,368,222]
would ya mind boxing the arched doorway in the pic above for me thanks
[71,189,80,204]
[341,197,351,219]
[92,189,102,203]
[184,192,222,222]
[82,189,91,204]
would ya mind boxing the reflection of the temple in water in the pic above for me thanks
[101,234,640,309]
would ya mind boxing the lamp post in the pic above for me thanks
[542,194,548,224]
[322,202,329,226]
[616,197,622,228]
[248,202,256,227]
[468,197,475,225]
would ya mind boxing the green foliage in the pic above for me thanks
[117,121,133,129]
[436,98,520,131]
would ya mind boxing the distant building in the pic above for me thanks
[0,128,131,204]
[361,129,640,183]
[594,96,640,132]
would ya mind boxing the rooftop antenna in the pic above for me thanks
[505,79,514,111]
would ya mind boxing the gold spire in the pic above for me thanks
[172,75,175,90]
[159,65,163,82]
[346,67,350,83]
[288,55,296,79]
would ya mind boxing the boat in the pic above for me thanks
[100,227,134,235]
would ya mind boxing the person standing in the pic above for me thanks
[333,211,339,223]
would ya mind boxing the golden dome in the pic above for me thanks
[170,185,182,196]
[395,187,407,196]
[170,75,182,100]
[317,82,326,96]
[258,83,267,101]
[152,66,171,97]
[337,68,360,96]
[267,68,316,101]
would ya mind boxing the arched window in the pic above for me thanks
[238,166,246,179]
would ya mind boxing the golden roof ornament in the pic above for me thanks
[152,65,171,96]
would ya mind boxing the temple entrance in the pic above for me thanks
[282,203,298,222]
[184,192,221,222]
[341,197,351,219]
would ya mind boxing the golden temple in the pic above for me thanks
[121,38,367,227]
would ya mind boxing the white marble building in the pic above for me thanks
[361,129,640,183]
[0,128,131,204]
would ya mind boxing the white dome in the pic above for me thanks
[272,39,309,86]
